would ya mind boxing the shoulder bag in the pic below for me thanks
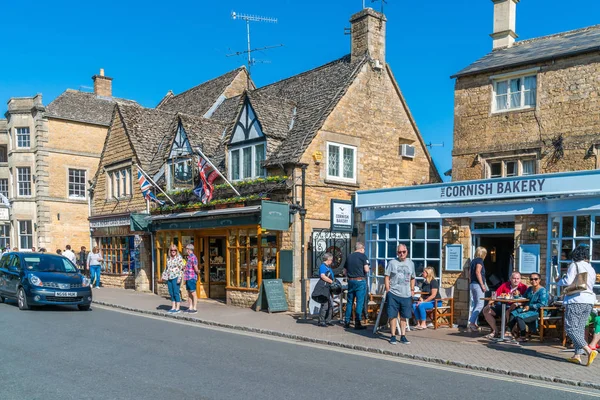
[311,271,333,304]
[563,262,588,295]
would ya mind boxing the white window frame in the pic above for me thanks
[68,168,86,199]
[228,142,266,182]
[0,224,10,249]
[15,127,31,148]
[326,142,357,184]
[491,69,538,113]
[487,158,537,179]
[105,166,132,200]
[16,167,32,197]
[0,179,8,198]
[18,220,33,250]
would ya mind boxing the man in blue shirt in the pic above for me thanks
[317,253,335,327]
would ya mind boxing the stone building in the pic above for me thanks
[130,7,440,311]
[357,0,600,326]
[1,70,132,253]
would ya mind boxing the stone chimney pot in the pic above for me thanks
[491,0,519,50]
[350,8,386,65]
[92,69,113,97]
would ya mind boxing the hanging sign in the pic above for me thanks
[330,199,353,232]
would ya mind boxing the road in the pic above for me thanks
[0,301,597,400]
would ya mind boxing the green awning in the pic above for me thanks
[130,213,152,232]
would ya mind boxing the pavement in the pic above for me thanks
[91,287,600,390]
[1,303,595,400]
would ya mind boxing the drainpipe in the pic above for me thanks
[300,164,307,319]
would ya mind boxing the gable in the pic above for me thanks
[169,123,193,158]
[230,100,264,145]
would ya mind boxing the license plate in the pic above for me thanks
[54,292,77,297]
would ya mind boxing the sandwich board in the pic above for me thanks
[373,291,401,335]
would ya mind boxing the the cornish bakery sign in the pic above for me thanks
[440,178,546,199]
[355,170,600,208]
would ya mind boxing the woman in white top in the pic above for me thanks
[87,246,103,289]
[557,244,598,366]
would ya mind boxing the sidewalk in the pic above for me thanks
[93,288,600,389]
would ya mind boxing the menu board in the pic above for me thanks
[445,244,463,271]
[519,244,540,274]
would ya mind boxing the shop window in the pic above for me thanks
[228,229,280,289]
[473,221,514,231]
[493,74,536,112]
[367,222,442,279]
[99,236,132,275]
[0,225,9,249]
[327,142,357,183]
[487,159,536,179]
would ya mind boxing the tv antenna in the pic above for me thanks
[370,0,388,14]
[230,11,282,76]
[425,142,444,149]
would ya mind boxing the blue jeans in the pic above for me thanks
[167,278,181,302]
[469,283,486,325]
[412,300,443,321]
[345,279,367,323]
[90,265,101,288]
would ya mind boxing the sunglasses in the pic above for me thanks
[398,251,408,254]
[170,250,177,253]
[531,278,540,281]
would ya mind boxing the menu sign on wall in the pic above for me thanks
[330,199,353,232]
[445,244,463,271]
[519,244,540,274]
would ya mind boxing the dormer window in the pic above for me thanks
[491,69,537,113]
[230,143,265,181]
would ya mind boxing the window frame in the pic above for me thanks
[326,142,357,184]
[228,142,266,182]
[18,220,33,250]
[105,166,132,200]
[16,167,32,197]
[486,158,537,179]
[68,168,87,199]
[492,71,537,113]
[0,145,7,163]
[0,224,9,250]
[15,127,31,149]
[0,178,8,198]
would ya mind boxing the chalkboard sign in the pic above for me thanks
[256,279,289,313]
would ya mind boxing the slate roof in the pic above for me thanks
[210,96,242,123]
[157,67,249,116]
[46,90,136,126]
[116,103,177,174]
[250,54,367,166]
[178,113,228,169]
[452,24,600,78]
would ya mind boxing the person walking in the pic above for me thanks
[78,246,88,270]
[468,246,488,332]
[87,246,103,289]
[184,244,199,314]
[63,244,76,265]
[165,245,184,314]
[557,244,598,366]
[385,244,415,345]
[343,242,370,330]
[317,253,335,327]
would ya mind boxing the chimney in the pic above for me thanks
[491,0,519,50]
[350,8,386,64]
[92,68,113,97]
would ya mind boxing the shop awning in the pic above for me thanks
[149,205,262,231]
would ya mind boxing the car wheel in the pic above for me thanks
[78,305,91,311]
[17,288,30,310]
[0,296,4,303]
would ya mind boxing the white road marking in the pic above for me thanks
[95,305,600,397]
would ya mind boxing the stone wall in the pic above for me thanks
[514,214,548,284]
[452,52,600,181]
[100,273,135,289]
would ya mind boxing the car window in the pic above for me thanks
[9,255,21,270]
[24,255,77,273]
[0,254,8,269]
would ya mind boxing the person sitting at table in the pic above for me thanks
[412,266,442,330]
[507,273,548,342]
[481,272,529,339]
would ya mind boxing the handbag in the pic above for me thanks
[563,262,588,295]
[311,271,333,304]
[161,269,169,281]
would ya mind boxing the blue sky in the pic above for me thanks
[1,0,599,179]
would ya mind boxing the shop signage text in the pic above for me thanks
[331,199,353,232]
[90,216,130,229]
[441,179,546,199]
[0,208,9,221]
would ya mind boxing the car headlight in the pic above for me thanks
[29,275,43,287]
[82,277,90,287]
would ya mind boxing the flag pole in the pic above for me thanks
[136,164,176,205]
[195,148,240,197]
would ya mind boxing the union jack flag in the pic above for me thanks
[193,154,219,204]
[138,170,165,206]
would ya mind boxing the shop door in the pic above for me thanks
[196,236,209,299]
[206,236,226,299]
[473,235,515,291]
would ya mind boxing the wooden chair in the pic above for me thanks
[367,280,386,321]
[538,306,564,343]
[428,286,454,329]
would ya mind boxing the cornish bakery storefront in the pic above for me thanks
[150,201,290,307]
[355,170,600,326]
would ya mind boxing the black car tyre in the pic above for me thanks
[78,305,91,311]
[17,288,30,310]
[0,296,4,303]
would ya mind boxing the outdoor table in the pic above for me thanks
[481,297,528,342]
